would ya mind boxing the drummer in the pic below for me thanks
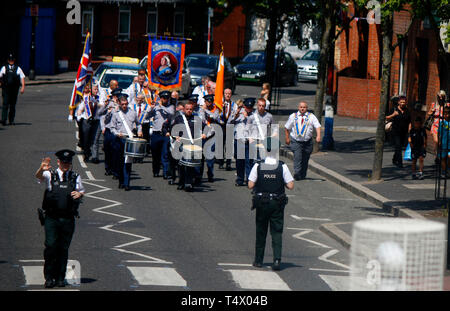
[145,90,175,178]
[166,101,185,186]
[109,93,143,191]
[246,98,274,160]
[172,101,206,191]
[131,92,151,163]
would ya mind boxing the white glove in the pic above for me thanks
[68,115,73,122]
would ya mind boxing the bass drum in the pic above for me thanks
[124,137,147,159]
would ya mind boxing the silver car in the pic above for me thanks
[139,55,191,98]
[296,50,319,81]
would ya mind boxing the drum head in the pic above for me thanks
[183,144,202,152]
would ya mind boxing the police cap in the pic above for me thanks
[243,97,256,108]
[204,94,214,103]
[7,53,15,61]
[159,91,171,99]
[111,88,123,97]
[55,149,75,163]
[118,93,129,101]
[188,94,199,103]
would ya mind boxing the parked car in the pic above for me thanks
[139,55,191,98]
[184,53,236,94]
[93,57,141,85]
[296,50,319,81]
[97,68,139,96]
[234,50,298,86]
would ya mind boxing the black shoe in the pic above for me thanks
[55,279,66,287]
[91,158,100,164]
[252,262,263,268]
[153,173,160,178]
[163,175,171,180]
[219,164,224,169]
[177,184,185,190]
[235,182,244,187]
[193,178,201,186]
[208,177,214,183]
[118,184,124,189]
[226,165,232,171]
[9,121,15,126]
[185,184,193,192]
[105,170,112,176]
[168,179,175,185]
[272,260,281,271]
[112,175,119,180]
[124,186,131,191]
[0,120,5,126]
[44,279,55,288]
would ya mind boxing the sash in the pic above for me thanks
[84,95,92,118]
[134,82,140,99]
[254,113,265,140]
[118,110,134,138]
[182,114,194,144]
[294,112,310,137]
[223,101,235,121]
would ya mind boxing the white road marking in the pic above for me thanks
[309,268,350,273]
[77,155,87,168]
[22,266,44,286]
[290,215,331,222]
[224,269,291,291]
[85,171,96,180]
[21,260,80,286]
[319,274,349,291]
[402,184,435,190]
[287,227,332,249]
[127,267,187,287]
[218,263,253,267]
[322,197,357,201]
[318,249,350,270]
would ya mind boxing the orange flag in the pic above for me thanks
[214,46,224,111]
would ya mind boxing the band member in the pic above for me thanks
[76,84,92,160]
[103,87,121,178]
[131,92,151,164]
[218,88,237,170]
[125,69,147,105]
[172,101,206,191]
[109,93,143,190]
[192,76,211,102]
[35,149,84,288]
[145,90,175,178]
[200,93,220,183]
[167,102,186,186]
[247,98,274,160]
[141,81,156,156]
[229,98,255,186]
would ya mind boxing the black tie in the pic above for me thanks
[63,172,67,182]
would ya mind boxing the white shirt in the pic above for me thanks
[0,65,25,79]
[38,168,85,193]
[248,157,294,183]
[125,82,143,105]
[284,111,321,142]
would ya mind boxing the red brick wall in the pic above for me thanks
[337,77,381,120]
[213,6,246,58]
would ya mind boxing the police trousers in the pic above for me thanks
[43,216,75,281]
[1,87,19,123]
[254,199,285,264]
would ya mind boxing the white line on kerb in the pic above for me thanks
[77,155,87,168]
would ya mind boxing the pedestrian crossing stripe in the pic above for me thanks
[224,269,291,291]
[21,260,80,286]
[127,267,187,287]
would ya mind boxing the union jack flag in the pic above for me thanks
[69,32,93,110]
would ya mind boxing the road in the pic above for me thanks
[0,81,388,292]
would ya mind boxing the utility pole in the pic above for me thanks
[29,2,38,80]
[207,7,213,54]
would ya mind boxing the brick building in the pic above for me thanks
[334,2,443,121]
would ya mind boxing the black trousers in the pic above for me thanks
[392,132,408,165]
[43,216,75,282]
[178,165,195,186]
[81,119,99,159]
[1,87,19,123]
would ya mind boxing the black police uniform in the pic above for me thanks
[252,160,288,269]
[1,55,23,125]
[41,150,82,288]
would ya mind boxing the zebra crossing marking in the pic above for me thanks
[224,269,291,291]
[127,266,187,287]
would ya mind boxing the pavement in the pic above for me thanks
[23,73,450,290]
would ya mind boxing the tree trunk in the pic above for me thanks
[313,0,335,153]
[266,6,278,98]
[371,11,394,181]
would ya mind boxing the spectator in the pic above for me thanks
[409,116,427,180]
[386,95,411,168]
[260,83,271,110]
[433,106,450,174]
[426,90,448,164]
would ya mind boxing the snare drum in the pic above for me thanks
[179,144,202,167]
[124,137,147,159]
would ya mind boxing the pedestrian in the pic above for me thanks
[109,93,143,191]
[0,53,25,126]
[248,153,294,271]
[426,90,448,165]
[284,102,321,180]
[35,149,84,288]
[218,88,237,171]
[145,90,175,178]
[409,116,427,180]
[260,82,271,110]
[433,106,450,174]
[229,98,254,186]
[386,95,411,168]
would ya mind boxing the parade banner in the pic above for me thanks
[147,36,185,92]
[69,32,93,111]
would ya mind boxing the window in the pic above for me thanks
[118,6,131,41]
[173,10,184,36]
[147,8,158,36]
[82,8,93,38]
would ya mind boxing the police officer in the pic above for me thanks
[0,53,25,126]
[35,149,85,288]
[146,90,175,178]
[248,154,294,271]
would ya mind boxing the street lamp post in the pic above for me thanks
[29,4,38,80]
